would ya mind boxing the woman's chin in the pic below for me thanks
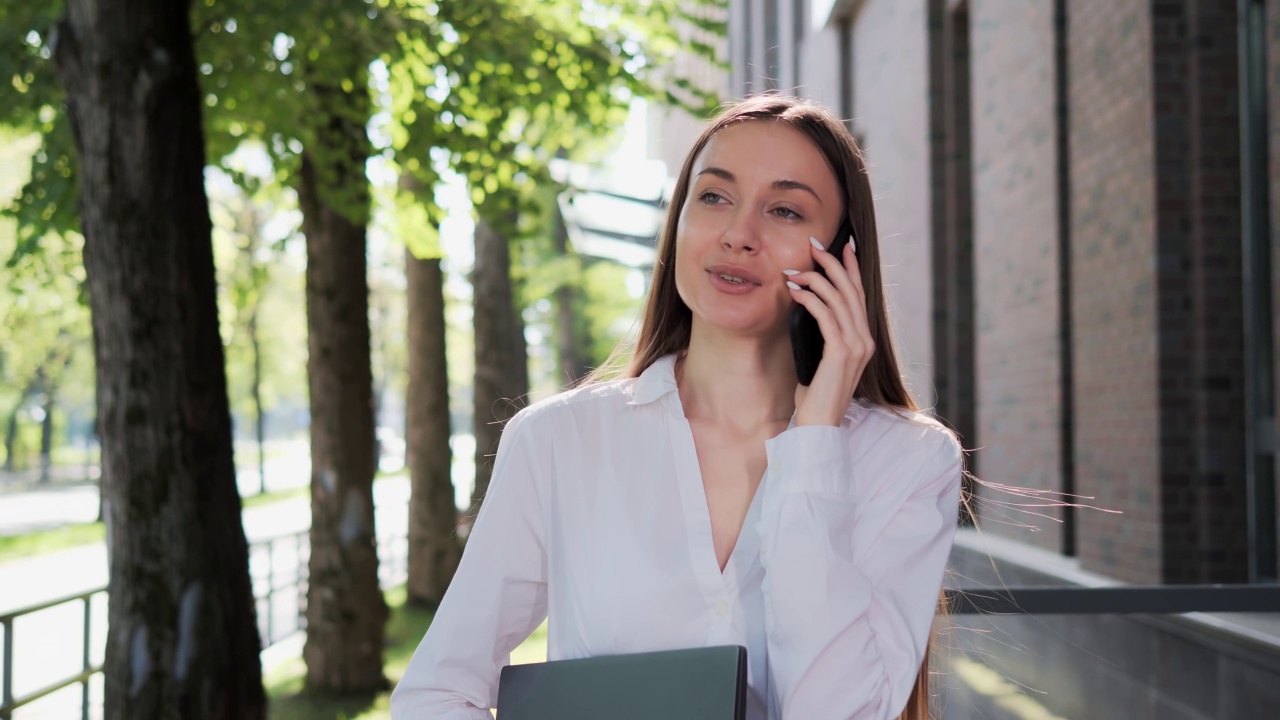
[692,309,789,341]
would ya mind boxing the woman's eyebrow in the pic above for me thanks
[697,166,736,182]
[697,167,823,204]
[772,178,822,204]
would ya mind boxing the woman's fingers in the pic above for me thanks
[811,235,862,305]
[787,270,855,339]
[839,241,870,338]
[787,281,850,361]
[793,235,871,342]
[789,234,876,426]
[786,279,873,372]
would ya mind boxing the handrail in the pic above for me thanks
[0,665,103,716]
[947,584,1280,615]
[0,529,406,720]
[0,588,104,625]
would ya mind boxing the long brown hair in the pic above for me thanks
[589,94,940,718]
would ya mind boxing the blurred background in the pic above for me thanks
[0,0,1277,718]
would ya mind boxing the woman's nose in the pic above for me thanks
[720,212,759,253]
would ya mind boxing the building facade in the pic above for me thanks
[710,0,1280,716]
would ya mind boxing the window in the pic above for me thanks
[1241,0,1276,582]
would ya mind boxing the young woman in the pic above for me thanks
[391,95,963,720]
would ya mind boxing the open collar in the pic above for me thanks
[628,354,680,406]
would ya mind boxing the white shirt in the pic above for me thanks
[391,354,963,719]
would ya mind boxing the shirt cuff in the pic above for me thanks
[764,424,854,497]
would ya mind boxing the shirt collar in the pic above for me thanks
[629,353,680,406]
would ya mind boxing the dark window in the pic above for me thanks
[764,0,779,90]
[929,0,977,524]
[1241,0,1276,582]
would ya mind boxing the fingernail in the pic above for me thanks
[809,236,824,251]
[783,269,801,276]
[849,235,857,254]
[786,281,802,291]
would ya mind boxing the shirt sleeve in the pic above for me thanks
[390,409,548,719]
[757,420,962,719]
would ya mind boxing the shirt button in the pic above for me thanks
[714,602,730,617]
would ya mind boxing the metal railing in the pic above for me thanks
[946,584,1280,615]
[0,530,407,720]
[5,537,1274,719]
[0,588,102,720]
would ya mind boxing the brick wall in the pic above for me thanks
[1068,0,1248,583]
[1068,0,1162,583]
[850,0,937,409]
[967,0,1065,551]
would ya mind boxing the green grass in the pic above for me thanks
[0,487,309,563]
[0,521,105,563]
[266,586,549,720]
[241,485,310,509]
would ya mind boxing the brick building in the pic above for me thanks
[680,0,1280,716]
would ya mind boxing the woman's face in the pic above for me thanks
[674,120,845,339]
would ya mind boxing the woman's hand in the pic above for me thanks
[785,235,875,427]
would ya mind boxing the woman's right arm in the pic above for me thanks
[390,409,549,719]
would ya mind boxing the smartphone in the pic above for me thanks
[790,222,855,386]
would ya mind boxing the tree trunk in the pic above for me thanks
[2,399,19,473]
[38,379,54,483]
[552,207,590,385]
[405,245,460,607]
[295,72,386,691]
[51,1,265,717]
[471,216,529,511]
[249,311,266,495]
[3,370,42,472]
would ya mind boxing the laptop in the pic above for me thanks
[496,645,748,720]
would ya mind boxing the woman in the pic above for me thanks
[391,95,963,719]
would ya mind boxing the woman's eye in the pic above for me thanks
[698,191,725,204]
[773,206,802,220]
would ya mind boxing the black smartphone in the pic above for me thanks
[790,222,855,386]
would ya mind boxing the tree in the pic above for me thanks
[294,60,387,692]
[401,175,459,606]
[469,212,529,505]
[7,0,727,686]
[385,0,725,515]
[49,0,265,717]
[0,132,91,476]
[210,178,275,495]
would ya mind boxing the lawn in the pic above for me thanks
[266,586,548,719]
[0,521,105,563]
[0,486,308,563]
[241,485,310,509]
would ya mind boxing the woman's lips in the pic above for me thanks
[705,264,763,285]
[705,265,763,294]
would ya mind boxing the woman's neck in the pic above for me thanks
[674,326,797,431]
